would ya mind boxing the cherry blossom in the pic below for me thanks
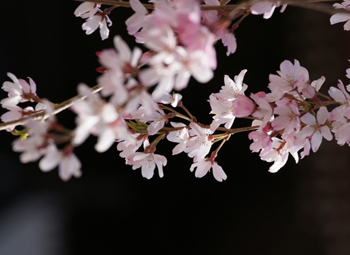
[271,99,301,134]
[80,9,112,40]
[157,93,182,107]
[260,138,299,173]
[126,0,217,99]
[209,94,235,131]
[1,106,35,131]
[1,73,38,108]
[128,151,167,179]
[330,1,350,31]
[231,94,255,118]
[220,71,248,99]
[202,0,237,56]
[248,129,272,156]
[328,80,350,120]
[250,92,273,130]
[250,1,287,19]
[117,134,144,159]
[209,70,248,130]
[126,139,167,179]
[298,107,332,153]
[74,2,100,19]
[98,35,142,108]
[4,1,350,183]
[190,158,227,182]
[12,119,49,164]
[221,30,237,56]
[72,83,133,152]
[39,144,82,181]
[166,122,189,155]
[125,0,148,35]
[185,123,213,161]
[267,60,309,101]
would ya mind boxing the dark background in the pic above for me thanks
[0,1,350,255]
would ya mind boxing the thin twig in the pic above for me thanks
[0,85,102,131]
[73,0,339,13]
[72,0,350,18]
[284,0,344,15]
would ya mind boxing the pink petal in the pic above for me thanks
[316,106,329,124]
[311,131,322,153]
[212,163,227,182]
[330,13,350,25]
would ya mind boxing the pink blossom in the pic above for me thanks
[39,144,82,181]
[166,122,189,155]
[330,1,350,31]
[250,1,287,19]
[117,134,144,159]
[221,30,237,56]
[157,93,182,107]
[147,110,168,135]
[218,71,248,100]
[82,13,112,40]
[130,106,167,135]
[202,0,237,55]
[125,0,148,35]
[208,94,235,131]
[74,2,100,19]
[260,138,299,173]
[1,73,37,108]
[1,106,34,131]
[98,36,142,107]
[209,70,249,130]
[267,60,309,101]
[232,94,255,117]
[128,151,167,179]
[271,100,300,134]
[190,158,227,182]
[299,107,332,152]
[72,84,133,152]
[133,0,216,96]
[251,92,273,129]
[248,129,272,156]
[328,80,350,120]
[12,120,49,163]
[185,123,213,161]
[332,120,350,145]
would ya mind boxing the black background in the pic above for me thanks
[0,1,350,255]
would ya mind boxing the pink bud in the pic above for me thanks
[232,94,255,117]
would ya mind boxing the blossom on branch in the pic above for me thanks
[75,2,112,40]
[330,0,350,31]
[209,70,248,131]
[72,83,133,152]
[5,0,350,183]
[298,106,332,153]
[126,139,167,179]
[39,144,82,181]
[74,2,100,19]
[1,73,38,108]
[250,1,287,19]
[190,158,227,182]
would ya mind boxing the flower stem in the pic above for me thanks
[159,105,193,122]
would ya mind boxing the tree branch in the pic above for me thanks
[73,0,345,15]
[0,85,102,131]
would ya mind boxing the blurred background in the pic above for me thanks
[1,0,350,254]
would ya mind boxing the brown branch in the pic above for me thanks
[73,0,347,16]
[284,0,345,15]
[73,0,238,10]
[0,85,102,131]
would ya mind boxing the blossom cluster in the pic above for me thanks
[1,0,350,182]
